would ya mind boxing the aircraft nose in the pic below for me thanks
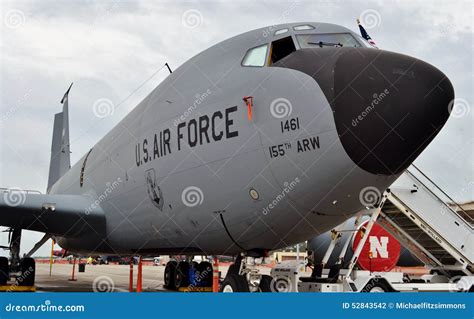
[273,48,454,175]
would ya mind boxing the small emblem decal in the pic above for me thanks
[145,168,164,211]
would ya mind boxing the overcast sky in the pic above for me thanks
[1,0,472,256]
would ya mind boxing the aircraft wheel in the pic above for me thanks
[361,280,391,292]
[258,275,274,292]
[220,273,249,292]
[174,261,190,289]
[18,257,35,286]
[226,263,240,276]
[0,257,9,285]
[164,261,177,289]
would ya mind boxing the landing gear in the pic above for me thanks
[174,261,189,289]
[221,253,274,293]
[361,279,392,292]
[164,260,177,289]
[221,273,249,292]
[164,258,214,291]
[258,275,274,292]
[1,228,36,287]
[18,257,35,286]
[9,228,21,273]
[0,257,9,285]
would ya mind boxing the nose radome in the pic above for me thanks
[273,48,454,175]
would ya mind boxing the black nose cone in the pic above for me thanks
[273,48,454,175]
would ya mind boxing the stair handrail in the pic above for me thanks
[0,187,42,194]
[406,164,473,226]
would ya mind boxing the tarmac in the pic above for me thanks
[30,262,271,292]
[4,262,424,292]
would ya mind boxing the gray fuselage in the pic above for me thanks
[51,22,453,256]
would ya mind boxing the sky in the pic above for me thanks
[0,0,472,256]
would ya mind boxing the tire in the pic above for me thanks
[164,261,177,289]
[18,257,35,286]
[0,257,9,285]
[258,275,274,292]
[227,263,241,276]
[220,273,249,292]
[174,261,189,289]
[361,280,391,292]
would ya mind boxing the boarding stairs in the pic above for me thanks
[378,165,473,276]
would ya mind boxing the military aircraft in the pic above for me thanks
[0,22,454,292]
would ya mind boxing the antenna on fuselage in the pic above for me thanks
[165,63,172,74]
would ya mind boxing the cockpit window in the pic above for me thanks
[270,36,296,64]
[293,25,314,31]
[274,28,289,35]
[242,44,268,67]
[297,33,362,48]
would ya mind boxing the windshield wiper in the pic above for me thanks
[308,41,343,48]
